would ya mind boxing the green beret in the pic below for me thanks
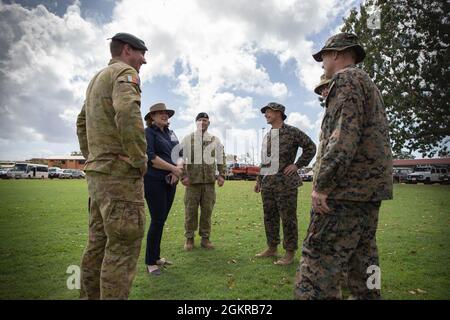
[110,32,148,51]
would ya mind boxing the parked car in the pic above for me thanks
[393,167,413,183]
[71,169,86,179]
[60,169,73,179]
[59,169,86,179]
[0,168,11,179]
[48,167,63,179]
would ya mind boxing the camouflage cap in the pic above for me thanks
[314,74,332,95]
[110,32,148,51]
[261,102,287,120]
[312,32,365,64]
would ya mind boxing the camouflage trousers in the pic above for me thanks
[184,183,216,239]
[80,174,145,300]
[261,183,299,251]
[294,199,381,300]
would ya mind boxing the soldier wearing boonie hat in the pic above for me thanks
[77,32,148,299]
[255,102,316,266]
[314,74,332,96]
[314,74,332,108]
[294,33,393,300]
[312,32,366,64]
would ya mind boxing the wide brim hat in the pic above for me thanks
[260,102,287,120]
[314,76,332,95]
[312,32,366,64]
[144,103,175,121]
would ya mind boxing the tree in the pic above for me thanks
[341,0,450,157]
[392,150,415,160]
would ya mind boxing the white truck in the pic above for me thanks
[406,165,449,184]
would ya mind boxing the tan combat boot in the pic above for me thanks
[184,238,194,251]
[200,238,215,249]
[274,250,296,265]
[255,246,278,258]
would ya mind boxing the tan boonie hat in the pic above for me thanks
[314,74,332,95]
[144,103,175,121]
[312,32,366,64]
[260,102,287,120]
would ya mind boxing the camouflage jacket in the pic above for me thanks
[181,131,226,184]
[258,123,316,189]
[313,65,393,201]
[76,58,147,177]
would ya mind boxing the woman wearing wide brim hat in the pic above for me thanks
[143,102,182,276]
[144,102,175,125]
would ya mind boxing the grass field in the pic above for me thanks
[0,179,449,300]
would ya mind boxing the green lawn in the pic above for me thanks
[0,180,449,300]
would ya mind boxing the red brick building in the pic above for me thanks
[47,156,86,170]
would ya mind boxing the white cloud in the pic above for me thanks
[286,112,315,131]
[0,2,106,147]
[0,0,357,159]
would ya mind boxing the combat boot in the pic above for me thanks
[255,246,278,258]
[274,250,296,265]
[184,238,194,251]
[201,238,215,249]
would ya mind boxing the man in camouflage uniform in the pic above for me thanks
[294,33,393,300]
[181,112,226,250]
[76,33,148,299]
[255,103,316,265]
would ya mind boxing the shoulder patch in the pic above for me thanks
[126,75,140,87]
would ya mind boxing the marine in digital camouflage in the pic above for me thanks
[294,200,381,300]
[76,55,147,299]
[294,33,393,300]
[181,130,226,240]
[313,66,393,201]
[258,120,316,251]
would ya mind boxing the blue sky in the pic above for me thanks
[0,0,361,161]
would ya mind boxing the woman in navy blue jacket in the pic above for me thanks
[143,103,183,276]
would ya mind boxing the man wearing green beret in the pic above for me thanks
[180,112,226,251]
[294,33,393,300]
[76,32,148,299]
